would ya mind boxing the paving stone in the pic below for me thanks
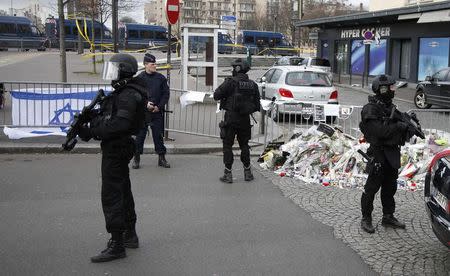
[255,162,450,275]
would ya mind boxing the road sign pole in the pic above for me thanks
[164,0,179,140]
[165,23,172,140]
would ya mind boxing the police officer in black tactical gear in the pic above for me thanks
[213,58,260,183]
[132,53,171,169]
[78,53,147,262]
[359,75,413,234]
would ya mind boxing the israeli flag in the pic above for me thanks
[4,86,111,139]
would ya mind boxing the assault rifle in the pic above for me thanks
[357,149,381,175]
[62,89,105,151]
[389,106,425,139]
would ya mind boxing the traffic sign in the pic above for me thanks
[165,0,180,25]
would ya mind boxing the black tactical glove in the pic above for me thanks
[396,121,408,132]
[406,125,416,140]
[78,126,92,142]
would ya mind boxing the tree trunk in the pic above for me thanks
[58,0,67,82]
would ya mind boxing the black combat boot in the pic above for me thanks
[361,216,375,233]
[219,168,233,184]
[91,232,126,263]
[158,154,170,168]
[123,228,139,249]
[382,214,406,229]
[244,166,254,181]
[132,154,140,169]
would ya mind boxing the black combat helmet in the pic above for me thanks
[102,53,138,81]
[231,58,250,74]
[371,74,396,101]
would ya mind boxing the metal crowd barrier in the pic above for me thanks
[0,82,262,144]
[407,109,450,137]
[1,81,449,147]
[0,81,109,127]
[262,101,363,145]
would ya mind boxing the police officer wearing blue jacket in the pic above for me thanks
[132,53,171,169]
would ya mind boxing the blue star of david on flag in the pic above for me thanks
[49,103,80,126]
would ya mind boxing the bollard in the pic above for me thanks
[259,77,266,134]
[246,47,252,67]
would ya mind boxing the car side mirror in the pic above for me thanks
[261,76,266,83]
[425,76,433,82]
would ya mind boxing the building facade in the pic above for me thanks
[144,0,165,25]
[179,0,259,29]
[295,1,450,83]
[370,0,448,12]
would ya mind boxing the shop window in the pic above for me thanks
[351,40,365,75]
[334,41,349,74]
[369,39,387,75]
[400,40,411,79]
[418,37,450,81]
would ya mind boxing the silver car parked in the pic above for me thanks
[256,66,339,121]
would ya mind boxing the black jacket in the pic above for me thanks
[213,73,260,128]
[360,95,406,169]
[91,78,146,141]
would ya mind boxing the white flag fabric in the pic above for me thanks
[6,86,110,139]
[179,91,206,108]
[4,126,68,139]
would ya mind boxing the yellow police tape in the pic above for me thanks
[82,41,181,59]
[219,43,315,56]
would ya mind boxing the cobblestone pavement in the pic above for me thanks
[254,163,450,276]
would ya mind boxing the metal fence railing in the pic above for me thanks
[407,109,450,138]
[1,81,449,147]
[261,101,363,144]
[0,82,110,127]
[0,82,262,144]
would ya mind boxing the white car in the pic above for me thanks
[256,66,338,120]
[300,57,332,73]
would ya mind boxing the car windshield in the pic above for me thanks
[285,71,331,87]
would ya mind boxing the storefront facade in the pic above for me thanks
[295,2,450,83]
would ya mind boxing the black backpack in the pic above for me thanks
[127,82,148,134]
[230,77,259,115]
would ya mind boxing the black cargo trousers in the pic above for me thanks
[100,136,137,233]
[222,112,252,170]
[361,149,398,217]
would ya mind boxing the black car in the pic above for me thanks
[415,67,450,109]
[424,149,450,249]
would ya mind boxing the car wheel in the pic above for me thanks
[414,90,432,109]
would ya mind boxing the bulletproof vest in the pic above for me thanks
[227,77,258,115]
[359,99,403,146]
[97,84,146,135]
[130,87,147,135]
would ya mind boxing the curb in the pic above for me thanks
[0,143,264,155]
